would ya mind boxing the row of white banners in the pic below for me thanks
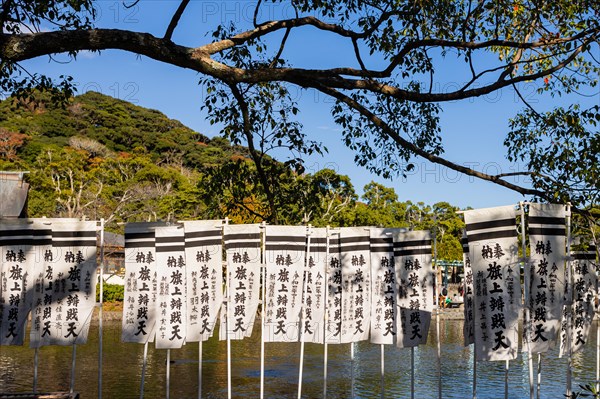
[0,204,597,362]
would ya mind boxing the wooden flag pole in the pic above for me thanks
[473,343,477,399]
[223,219,232,399]
[323,226,331,399]
[70,343,77,393]
[260,221,267,399]
[519,202,535,399]
[505,360,509,399]
[139,341,148,399]
[297,225,312,399]
[433,214,442,399]
[566,206,573,398]
[33,347,39,393]
[596,306,600,392]
[198,339,202,399]
[166,349,171,399]
[350,342,355,399]
[411,347,415,399]
[537,354,542,399]
[98,218,105,399]
[380,344,385,399]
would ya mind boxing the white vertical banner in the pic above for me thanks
[370,228,398,345]
[525,203,568,353]
[264,225,306,342]
[29,222,54,348]
[559,246,597,357]
[339,227,371,343]
[183,220,223,342]
[122,222,164,344]
[220,224,261,341]
[0,222,42,346]
[302,227,327,344]
[394,230,434,348]
[35,221,98,346]
[462,234,475,346]
[155,225,187,349]
[464,206,521,361]
[326,231,342,344]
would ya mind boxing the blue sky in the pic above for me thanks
[14,1,593,210]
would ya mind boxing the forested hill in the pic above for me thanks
[0,90,247,168]
[0,91,471,261]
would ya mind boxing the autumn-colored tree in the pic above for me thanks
[0,127,28,160]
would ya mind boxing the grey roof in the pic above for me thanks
[0,172,29,218]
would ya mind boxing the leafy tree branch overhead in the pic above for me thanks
[0,0,598,213]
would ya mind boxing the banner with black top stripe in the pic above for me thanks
[220,224,261,341]
[155,225,186,349]
[339,227,371,343]
[462,233,475,346]
[264,225,306,342]
[394,230,434,348]
[525,203,568,353]
[559,245,597,357]
[29,221,54,348]
[302,227,327,344]
[38,221,97,346]
[122,222,165,344]
[1,221,47,346]
[326,230,342,344]
[465,206,520,361]
[370,228,400,345]
[183,220,223,342]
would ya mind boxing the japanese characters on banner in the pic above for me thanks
[464,206,520,361]
[301,227,326,344]
[220,224,261,341]
[462,234,475,346]
[326,231,342,344]
[34,221,97,346]
[0,223,42,346]
[155,226,186,349]
[29,223,54,348]
[183,220,223,342]
[369,228,398,345]
[264,225,306,342]
[525,203,568,353]
[339,227,371,343]
[394,230,434,348]
[122,222,164,344]
[559,246,598,357]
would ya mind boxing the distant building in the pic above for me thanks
[0,171,29,218]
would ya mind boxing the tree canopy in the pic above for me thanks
[0,0,598,223]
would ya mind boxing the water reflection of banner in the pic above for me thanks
[155,225,186,349]
[220,224,261,341]
[369,228,398,345]
[465,206,520,361]
[559,246,597,357]
[1,221,46,346]
[122,222,164,344]
[525,203,568,353]
[462,234,475,346]
[35,221,97,347]
[183,220,223,342]
[394,230,434,348]
[264,225,306,342]
[302,227,326,344]
[340,227,371,343]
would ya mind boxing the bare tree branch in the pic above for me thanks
[164,0,191,41]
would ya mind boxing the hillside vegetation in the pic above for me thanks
[1,91,470,260]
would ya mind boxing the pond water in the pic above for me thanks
[0,318,598,398]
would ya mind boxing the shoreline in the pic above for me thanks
[91,306,469,322]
